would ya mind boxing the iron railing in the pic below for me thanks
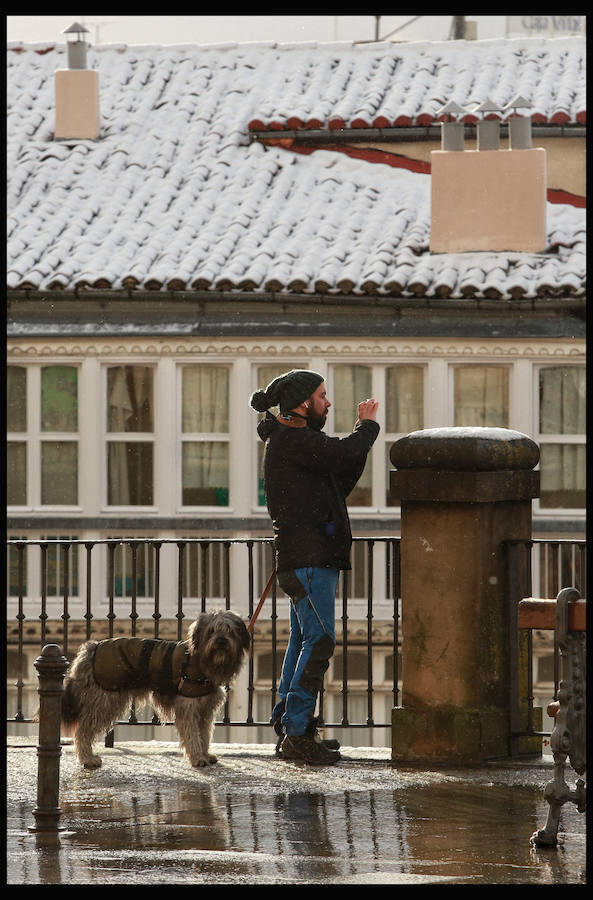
[6,536,401,737]
[505,538,587,754]
[7,535,585,748]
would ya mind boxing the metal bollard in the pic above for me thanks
[29,644,70,833]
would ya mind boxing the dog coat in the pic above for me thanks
[92,637,216,698]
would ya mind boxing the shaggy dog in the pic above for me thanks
[61,610,250,769]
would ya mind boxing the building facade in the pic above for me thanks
[7,35,586,743]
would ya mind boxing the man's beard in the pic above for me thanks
[307,409,327,431]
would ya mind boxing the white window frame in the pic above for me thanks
[328,360,376,513]
[7,363,81,512]
[381,361,428,513]
[102,362,158,513]
[177,362,232,513]
[532,363,586,517]
[448,361,513,429]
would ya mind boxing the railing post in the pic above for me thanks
[531,588,587,847]
[29,643,70,833]
[389,426,542,764]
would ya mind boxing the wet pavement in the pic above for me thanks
[6,735,587,884]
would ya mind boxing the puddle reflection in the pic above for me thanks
[8,779,586,884]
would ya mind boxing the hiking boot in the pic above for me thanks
[272,717,284,755]
[305,715,340,751]
[280,734,341,765]
[272,715,340,755]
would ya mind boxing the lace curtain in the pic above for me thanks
[182,366,229,505]
[539,368,585,507]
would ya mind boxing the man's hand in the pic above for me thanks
[357,398,379,423]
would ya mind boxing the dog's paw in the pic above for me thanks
[82,756,103,769]
[191,754,218,767]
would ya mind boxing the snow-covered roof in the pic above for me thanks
[6,39,586,300]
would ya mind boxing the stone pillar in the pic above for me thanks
[390,427,541,764]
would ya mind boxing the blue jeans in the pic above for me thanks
[272,566,340,737]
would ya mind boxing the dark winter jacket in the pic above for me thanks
[92,637,216,698]
[257,412,380,573]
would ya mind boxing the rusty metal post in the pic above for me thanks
[29,643,70,833]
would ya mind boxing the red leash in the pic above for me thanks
[247,568,277,633]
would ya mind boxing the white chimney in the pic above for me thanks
[473,98,501,151]
[505,95,533,149]
[435,100,467,151]
[55,22,100,140]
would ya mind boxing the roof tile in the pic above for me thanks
[6,38,585,301]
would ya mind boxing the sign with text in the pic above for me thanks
[507,15,585,36]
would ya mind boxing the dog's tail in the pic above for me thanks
[60,677,81,736]
[31,676,80,735]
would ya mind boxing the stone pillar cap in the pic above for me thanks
[390,426,539,471]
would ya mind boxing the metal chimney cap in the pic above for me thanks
[503,94,532,111]
[436,100,465,116]
[472,97,502,114]
[62,22,90,36]
[435,100,467,116]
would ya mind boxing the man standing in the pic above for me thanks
[250,369,379,764]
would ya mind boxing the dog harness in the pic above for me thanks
[91,637,216,698]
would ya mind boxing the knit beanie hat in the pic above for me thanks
[250,369,324,413]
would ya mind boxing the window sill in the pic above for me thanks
[100,506,159,515]
[29,506,84,515]
[176,506,234,514]
[533,508,586,518]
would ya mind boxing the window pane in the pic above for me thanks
[334,365,372,432]
[331,692,370,745]
[41,537,79,597]
[256,652,277,681]
[182,442,229,506]
[182,366,229,433]
[7,367,27,432]
[347,541,370,597]
[332,651,368,680]
[108,442,153,505]
[41,442,78,505]
[384,652,402,683]
[540,444,586,509]
[7,443,26,505]
[110,542,154,598]
[539,367,586,434]
[107,366,153,432]
[386,366,424,433]
[182,542,224,598]
[42,366,78,432]
[537,654,555,683]
[8,536,28,596]
[454,366,509,427]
